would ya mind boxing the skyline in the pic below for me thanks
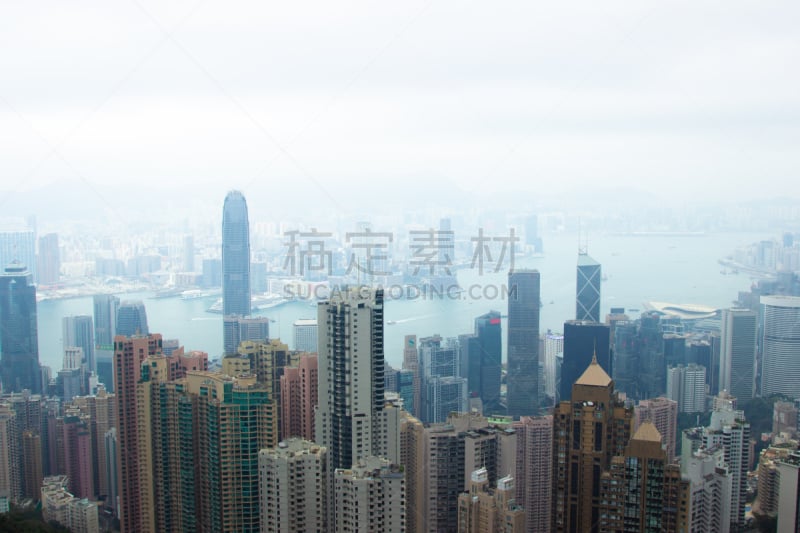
[2,2,800,221]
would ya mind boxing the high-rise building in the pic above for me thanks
[61,413,95,499]
[599,422,690,532]
[334,456,406,533]
[115,300,149,337]
[506,269,540,417]
[681,446,732,533]
[222,190,251,319]
[761,296,800,398]
[0,262,41,393]
[551,356,633,532]
[104,428,118,516]
[315,287,387,473]
[293,318,318,352]
[635,397,678,461]
[37,233,60,285]
[0,403,22,509]
[402,335,420,418]
[113,333,162,533]
[0,229,36,284]
[543,333,563,403]
[576,252,601,323]
[666,364,707,413]
[559,320,610,402]
[222,315,269,355]
[419,335,467,423]
[93,294,119,348]
[457,468,525,532]
[777,452,800,533]
[719,308,756,401]
[474,311,502,413]
[21,430,43,501]
[259,439,328,533]
[63,315,95,374]
[513,415,552,533]
[755,445,794,518]
[280,353,318,441]
[182,234,194,272]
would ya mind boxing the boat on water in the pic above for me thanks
[206,292,291,314]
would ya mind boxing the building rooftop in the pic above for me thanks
[575,356,612,387]
[632,421,663,443]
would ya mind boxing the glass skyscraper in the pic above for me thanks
[0,262,41,393]
[507,269,541,417]
[222,191,251,318]
[115,300,149,337]
[576,252,601,323]
[474,310,502,413]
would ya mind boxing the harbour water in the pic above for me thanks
[37,231,774,372]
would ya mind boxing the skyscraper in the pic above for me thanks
[37,233,60,285]
[115,300,149,338]
[0,262,41,394]
[514,415,552,533]
[551,357,633,532]
[315,287,386,472]
[507,269,541,417]
[634,397,678,461]
[718,308,756,402]
[760,295,800,398]
[63,316,95,374]
[457,468,525,533]
[222,190,251,318]
[0,229,36,284]
[474,311,502,413]
[576,252,601,323]
[93,294,119,348]
[334,456,406,532]
[280,353,318,441]
[222,315,269,355]
[666,364,707,413]
[293,318,318,352]
[559,320,610,402]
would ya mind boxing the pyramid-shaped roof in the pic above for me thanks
[574,355,612,387]
[632,421,662,443]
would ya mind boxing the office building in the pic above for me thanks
[402,335,420,418]
[0,262,41,393]
[37,233,60,285]
[0,229,36,283]
[259,439,328,533]
[576,252,601,323]
[719,308,757,401]
[63,315,95,373]
[559,320,610,402]
[280,353,318,441]
[316,287,387,475]
[293,318,318,352]
[115,300,149,337]
[93,294,119,348]
[552,357,633,532]
[761,296,800,398]
[222,315,269,355]
[543,333,563,403]
[635,397,678,461]
[474,311,502,413]
[419,335,466,423]
[222,190,251,317]
[334,456,406,533]
[666,364,707,413]
[599,422,690,532]
[513,415,552,533]
[506,269,540,417]
[457,468,525,533]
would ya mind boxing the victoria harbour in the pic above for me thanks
[37,230,772,372]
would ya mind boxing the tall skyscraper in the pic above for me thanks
[0,262,41,394]
[113,333,162,533]
[115,300,149,338]
[474,311,502,413]
[63,316,95,374]
[514,415,552,533]
[222,315,269,355]
[0,229,36,284]
[543,333,563,403]
[280,353,318,441]
[293,318,318,352]
[507,269,541,417]
[634,397,678,461]
[761,295,800,398]
[666,364,707,413]
[551,357,633,532]
[0,403,22,509]
[777,452,800,533]
[93,294,119,348]
[419,335,466,423]
[259,439,328,532]
[559,320,610,402]
[457,468,525,532]
[37,233,60,285]
[720,307,757,402]
[222,190,251,318]
[402,334,420,418]
[315,287,386,472]
[681,446,732,533]
[576,252,601,323]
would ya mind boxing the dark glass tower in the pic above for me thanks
[93,294,120,348]
[63,315,95,373]
[576,252,601,323]
[115,300,149,337]
[560,320,611,402]
[222,190,251,318]
[507,269,541,417]
[0,262,41,393]
[474,310,502,413]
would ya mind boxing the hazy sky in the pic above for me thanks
[1,1,799,217]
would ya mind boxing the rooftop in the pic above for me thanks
[632,421,663,443]
[575,356,612,387]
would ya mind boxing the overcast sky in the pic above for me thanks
[1,1,799,218]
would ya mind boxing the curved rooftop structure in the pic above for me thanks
[642,301,718,320]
